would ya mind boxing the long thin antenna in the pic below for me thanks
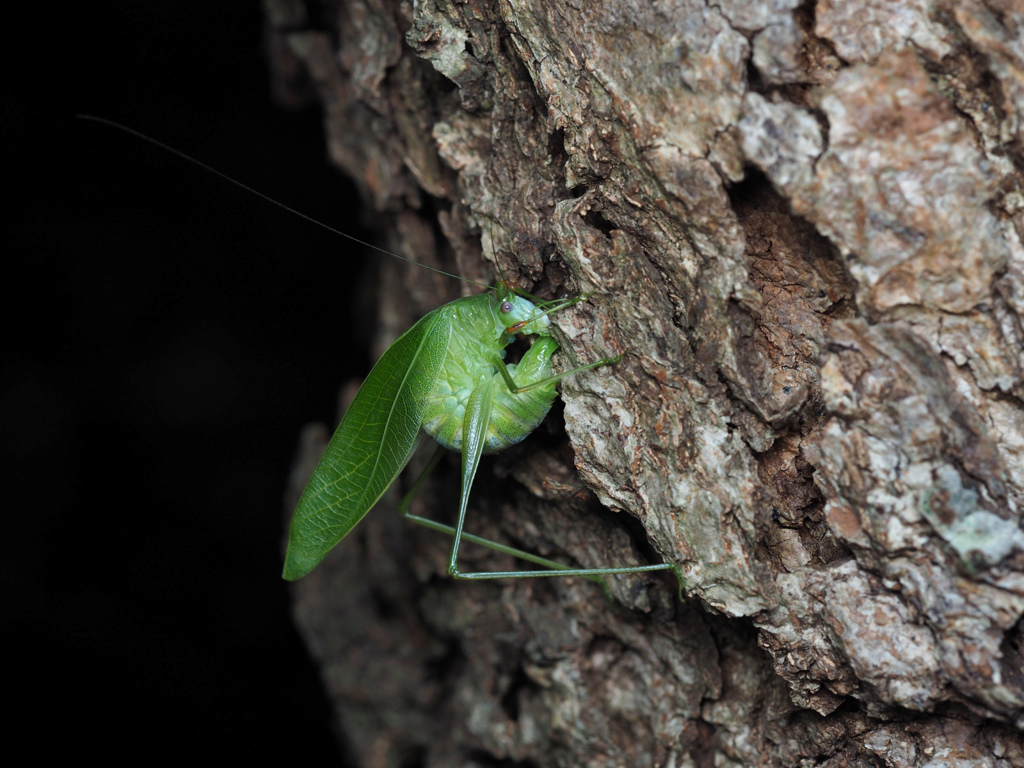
[76,114,492,290]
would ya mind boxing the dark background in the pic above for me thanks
[7,4,375,760]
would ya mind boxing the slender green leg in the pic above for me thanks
[513,292,595,324]
[397,445,682,587]
[493,353,624,395]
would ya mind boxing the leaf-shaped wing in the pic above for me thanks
[283,309,451,580]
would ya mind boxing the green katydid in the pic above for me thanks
[77,115,679,589]
[282,278,680,584]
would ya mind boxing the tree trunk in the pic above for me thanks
[268,1,1024,765]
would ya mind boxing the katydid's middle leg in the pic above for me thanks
[492,351,624,395]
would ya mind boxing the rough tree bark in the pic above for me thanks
[268,1,1024,766]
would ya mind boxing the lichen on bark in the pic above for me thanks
[270,1,1024,765]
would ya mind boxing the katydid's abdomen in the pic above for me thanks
[421,294,558,454]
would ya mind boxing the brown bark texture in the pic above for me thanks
[268,1,1024,766]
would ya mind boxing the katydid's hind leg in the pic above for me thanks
[397,445,617,586]
[451,561,680,583]
[398,450,680,589]
[405,503,680,586]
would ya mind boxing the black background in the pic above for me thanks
[7,3,377,761]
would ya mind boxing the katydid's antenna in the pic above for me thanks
[77,114,492,290]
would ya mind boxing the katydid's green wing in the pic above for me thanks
[283,309,451,580]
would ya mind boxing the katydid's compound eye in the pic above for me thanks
[500,301,513,314]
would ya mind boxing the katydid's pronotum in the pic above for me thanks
[79,115,681,590]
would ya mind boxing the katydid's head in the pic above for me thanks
[497,293,552,336]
